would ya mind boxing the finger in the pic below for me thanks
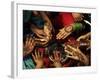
[30,41,33,48]
[35,49,38,59]
[54,53,56,60]
[29,40,34,49]
[67,55,79,60]
[67,56,79,60]
[67,45,77,52]
[56,31,65,39]
[56,53,59,58]
[77,36,85,41]
[40,52,43,58]
[62,34,68,39]
[56,32,63,39]
[65,49,73,55]
[31,40,35,46]
[36,49,40,58]
[27,37,31,46]
[36,32,46,39]
[49,56,54,62]
[56,29,65,39]
[77,48,82,53]
[29,36,33,43]
[59,30,70,39]
[25,40,28,47]
[25,35,29,45]
[61,32,69,39]
[31,44,35,50]
[30,37,33,44]
[76,38,80,41]
[57,30,65,37]
[32,54,36,60]
[55,53,58,60]
[60,32,67,39]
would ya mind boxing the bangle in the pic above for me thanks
[72,23,82,31]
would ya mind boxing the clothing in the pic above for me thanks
[56,12,74,28]
[23,57,35,69]
[73,23,83,31]
[23,10,32,23]
[31,16,45,29]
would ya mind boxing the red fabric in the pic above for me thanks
[38,48,45,53]
[43,57,51,67]
[57,12,74,27]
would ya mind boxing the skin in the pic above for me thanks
[77,32,91,50]
[31,23,52,46]
[56,26,72,40]
[64,32,90,65]
[56,13,83,40]
[49,51,62,67]
[31,11,52,46]
[72,13,83,22]
[32,49,44,68]
[64,44,89,66]
[77,32,90,41]
[23,35,35,57]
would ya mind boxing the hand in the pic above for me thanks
[31,22,52,46]
[49,52,62,67]
[36,22,52,45]
[56,26,72,40]
[23,35,35,56]
[32,49,44,68]
[64,44,89,65]
[77,32,90,50]
[77,32,90,41]
[43,22,52,41]
[31,24,47,39]
[72,13,83,22]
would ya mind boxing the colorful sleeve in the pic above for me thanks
[72,23,83,31]
[59,12,74,27]
[23,58,35,69]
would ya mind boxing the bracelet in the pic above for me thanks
[72,23,83,31]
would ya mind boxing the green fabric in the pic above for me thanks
[73,23,82,31]
[23,10,32,23]
[23,58,35,69]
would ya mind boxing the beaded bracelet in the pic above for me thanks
[72,23,83,31]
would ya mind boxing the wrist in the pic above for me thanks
[36,64,43,68]
[35,63,44,68]
[54,62,62,67]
